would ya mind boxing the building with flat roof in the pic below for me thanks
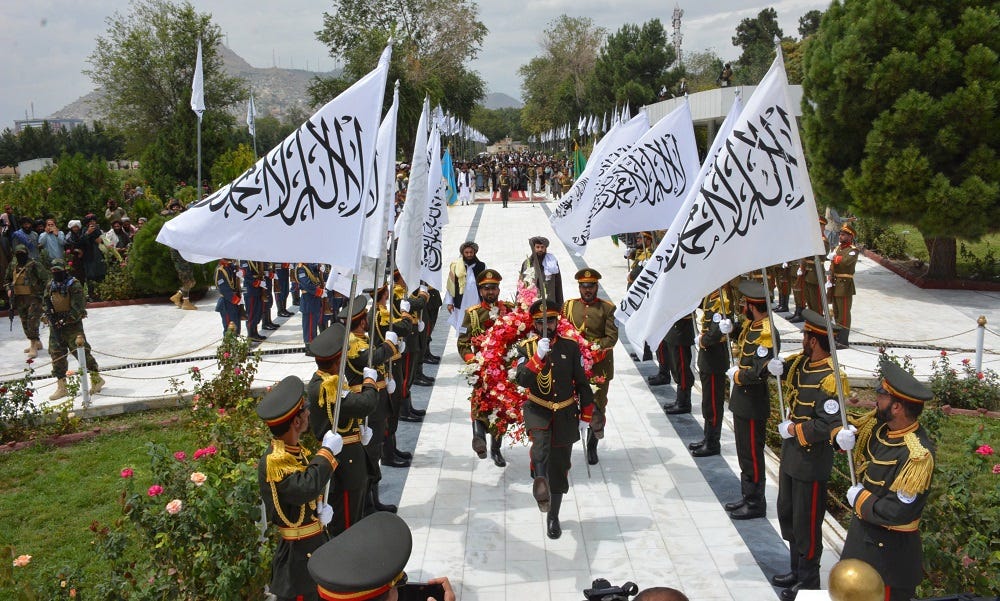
[13,118,85,133]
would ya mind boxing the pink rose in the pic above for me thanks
[165,499,183,515]
[190,472,206,486]
[974,444,994,456]
[12,554,31,567]
[962,358,971,365]
[992,464,1000,474]
[191,366,200,373]
[223,352,230,359]
[174,451,187,461]
[147,485,164,497]
[233,367,242,376]
[977,372,985,380]
[218,408,226,416]
[120,468,134,478]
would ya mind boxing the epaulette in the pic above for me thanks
[754,319,773,349]
[819,363,850,398]
[850,409,878,468]
[265,439,306,483]
[347,334,368,359]
[891,432,934,497]
[316,371,340,411]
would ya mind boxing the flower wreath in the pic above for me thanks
[464,279,603,443]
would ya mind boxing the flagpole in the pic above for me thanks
[760,266,786,418]
[196,116,202,200]
[814,256,857,484]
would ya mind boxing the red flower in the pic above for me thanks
[992,464,1000,474]
[218,408,226,416]
[120,468,133,478]
[977,372,985,380]
[962,358,971,366]
[191,366,200,374]
[147,484,164,497]
[940,350,947,357]
[173,451,187,461]
[974,444,994,456]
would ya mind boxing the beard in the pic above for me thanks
[463,256,478,266]
[876,404,893,424]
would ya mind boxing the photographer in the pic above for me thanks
[308,512,456,601]
[38,218,66,268]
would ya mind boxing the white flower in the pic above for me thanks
[489,306,499,319]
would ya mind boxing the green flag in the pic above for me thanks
[573,140,587,178]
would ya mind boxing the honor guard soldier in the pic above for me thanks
[257,376,344,601]
[827,224,859,348]
[457,268,514,466]
[215,258,243,335]
[770,310,849,600]
[43,259,104,400]
[240,259,267,341]
[689,288,734,457]
[5,243,48,358]
[305,323,379,535]
[837,359,936,601]
[803,218,831,316]
[274,263,294,317]
[337,295,403,513]
[390,273,432,422]
[297,262,327,347]
[515,299,600,539]
[563,268,618,465]
[661,313,696,415]
[373,281,419,468]
[720,280,779,520]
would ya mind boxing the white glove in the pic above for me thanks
[827,251,836,261]
[778,419,795,439]
[363,367,378,381]
[536,337,551,359]
[825,280,834,290]
[767,358,784,376]
[836,424,857,450]
[316,501,333,526]
[321,431,344,455]
[260,280,268,290]
[361,425,373,445]
[419,284,428,294]
[385,331,399,345]
[417,320,425,332]
[386,378,397,394]
[319,288,328,298]
[397,340,406,354]
[846,483,864,507]
[719,318,733,334]
[694,334,702,348]
[726,366,739,382]
[782,262,788,268]
[400,299,411,312]
[796,268,804,276]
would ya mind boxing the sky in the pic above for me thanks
[0,0,829,130]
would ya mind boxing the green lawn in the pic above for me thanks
[889,225,999,278]
[0,410,200,591]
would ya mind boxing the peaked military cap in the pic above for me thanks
[477,269,502,286]
[879,358,933,405]
[737,280,767,304]
[309,323,348,360]
[530,298,561,319]
[50,259,66,271]
[574,268,601,283]
[841,223,857,237]
[802,309,841,337]
[307,512,412,601]
[256,375,306,427]
[337,295,369,322]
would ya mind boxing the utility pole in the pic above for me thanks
[672,6,685,67]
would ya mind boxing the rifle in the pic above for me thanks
[7,290,14,331]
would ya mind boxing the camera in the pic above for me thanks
[583,578,639,601]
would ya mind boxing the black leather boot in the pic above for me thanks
[586,428,599,465]
[775,294,789,313]
[532,461,550,512]
[399,395,424,422]
[472,421,487,459]
[787,307,805,323]
[490,434,506,467]
[547,493,563,539]
[391,434,412,460]
[665,388,692,414]
[729,496,766,520]
[369,482,397,513]
[381,435,411,468]
[688,438,706,451]
[647,372,671,386]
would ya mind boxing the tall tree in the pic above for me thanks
[798,10,823,38]
[469,106,526,144]
[519,15,605,135]
[802,0,999,279]
[86,0,244,196]
[311,0,487,155]
[587,20,679,115]
[679,49,725,93]
[731,8,785,84]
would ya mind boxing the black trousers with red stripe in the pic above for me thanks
[733,414,766,504]
[665,341,694,394]
[776,470,827,588]
[699,372,728,449]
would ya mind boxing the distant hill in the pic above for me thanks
[48,44,337,123]
[481,92,522,110]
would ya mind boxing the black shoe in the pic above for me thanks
[532,477,550,512]
[394,448,413,460]
[728,504,766,520]
[688,439,706,451]
[249,334,267,342]
[381,454,411,468]
[370,486,397,513]
[398,411,423,423]
[407,406,426,417]
[423,355,440,365]
[770,573,797,588]
[412,374,435,386]
[691,445,721,457]
[647,373,671,386]
[780,583,807,601]
[547,515,562,539]
[787,311,805,323]
[262,323,279,330]
[490,447,506,467]
[277,310,294,318]
[664,403,691,415]
[472,422,488,459]
[723,497,746,512]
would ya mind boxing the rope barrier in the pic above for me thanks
[90,337,224,360]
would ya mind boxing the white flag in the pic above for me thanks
[587,102,699,240]
[158,44,392,271]
[191,39,205,118]
[394,97,431,293]
[616,97,743,329]
[549,112,649,255]
[621,54,826,349]
[246,91,256,137]
[420,127,447,289]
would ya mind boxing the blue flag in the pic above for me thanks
[442,147,459,206]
